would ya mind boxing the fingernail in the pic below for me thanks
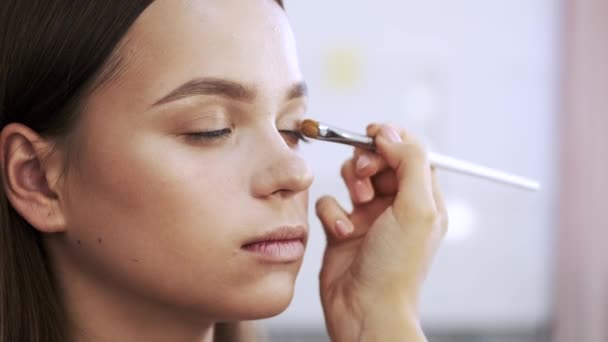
[355,180,373,202]
[356,154,371,172]
[335,220,354,237]
[382,126,402,143]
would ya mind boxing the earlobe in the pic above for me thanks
[0,123,67,233]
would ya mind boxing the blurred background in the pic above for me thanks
[258,0,607,341]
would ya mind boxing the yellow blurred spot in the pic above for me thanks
[324,47,363,90]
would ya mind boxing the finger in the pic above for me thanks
[367,121,400,137]
[353,149,387,178]
[371,168,398,196]
[315,195,355,242]
[341,159,375,204]
[431,168,448,234]
[355,122,403,178]
[374,125,437,224]
[366,123,382,136]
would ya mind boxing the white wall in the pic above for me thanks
[264,0,560,332]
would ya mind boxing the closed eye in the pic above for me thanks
[182,128,309,146]
[183,128,232,142]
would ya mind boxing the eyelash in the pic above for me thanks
[184,129,310,144]
[185,128,232,141]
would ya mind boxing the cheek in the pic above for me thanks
[70,139,246,250]
[60,134,249,309]
[67,132,241,230]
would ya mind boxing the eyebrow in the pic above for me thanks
[152,78,307,107]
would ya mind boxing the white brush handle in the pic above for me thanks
[311,121,541,192]
[428,152,540,191]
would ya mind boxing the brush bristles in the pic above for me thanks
[300,119,320,138]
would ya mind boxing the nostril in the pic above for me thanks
[271,188,301,199]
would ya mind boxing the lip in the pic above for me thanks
[241,225,308,262]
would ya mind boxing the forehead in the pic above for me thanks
[136,0,296,76]
[96,0,301,109]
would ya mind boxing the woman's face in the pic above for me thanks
[54,0,313,320]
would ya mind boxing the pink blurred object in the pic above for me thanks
[554,0,608,341]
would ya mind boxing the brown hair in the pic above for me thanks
[0,1,283,341]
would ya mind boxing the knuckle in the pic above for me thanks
[418,208,440,226]
[396,205,440,229]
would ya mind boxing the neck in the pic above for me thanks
[46,239,216,342]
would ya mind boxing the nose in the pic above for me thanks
[250,134,314,199]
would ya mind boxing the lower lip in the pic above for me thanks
[241,239,305,262]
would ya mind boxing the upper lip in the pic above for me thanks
[242,225,308,247]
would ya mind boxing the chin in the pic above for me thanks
[221,269,300,320]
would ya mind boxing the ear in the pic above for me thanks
[0,123,67,233]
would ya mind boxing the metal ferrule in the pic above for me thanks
[316,122,376,151]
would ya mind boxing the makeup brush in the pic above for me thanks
[300,119,540,192]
